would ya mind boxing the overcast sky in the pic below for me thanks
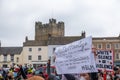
[0,0,120,47]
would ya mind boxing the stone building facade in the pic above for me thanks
[23,18,120,66]
[23,18,85,46]
[35,18,64,41]
[92,36,120,65]
[23,18,85,67]
[1,18,120,67]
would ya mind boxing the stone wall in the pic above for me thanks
[35,18,64,41]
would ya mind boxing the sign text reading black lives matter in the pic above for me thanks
[96,50,113,71]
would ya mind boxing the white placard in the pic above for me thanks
[96,50,113,71]
[55,36,98,74]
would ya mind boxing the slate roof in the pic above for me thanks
[92,36,120,40]
[48,36,84,45]
[23,40,48,46]
[23,36,85,46]
[0,47,22,55]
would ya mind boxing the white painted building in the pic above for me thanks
[21,46,48,68]
[48,45,62,66]
[0,47,23,68]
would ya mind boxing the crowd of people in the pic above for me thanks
[0,64,120,80]
[0,64,34,80]
[0,64,60,80]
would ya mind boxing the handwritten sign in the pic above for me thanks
[55,36,98,74]
[96,50,113,71]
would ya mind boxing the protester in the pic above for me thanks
[80,73,90,80]
[61,74,75,80]
[114,76,120,80]
[19,64,27,79]
[37,64,44,72]
[1,64,120,80]
[27,76,45,80]
[8,70,14,79]
[98,72,103,80]
[114,66,120,80]
[0,73,3,80]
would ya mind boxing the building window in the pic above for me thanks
[116,53,119,59]
[106,44,111,49]
[28,55,32,60]
[38,48,41,51]
[53,48,56,53]
[29,48,32,52]
[52,56,55,63]
[16,57,19,62]
[114,43,120,49]
[4,55,7,62]
[38,55,41,60]
[11,55,14,62]
[97,44,102,49]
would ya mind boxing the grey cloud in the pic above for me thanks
[1,0,120,46]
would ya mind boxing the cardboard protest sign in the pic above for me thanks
[96,50,114,71]
[55,36,98,74]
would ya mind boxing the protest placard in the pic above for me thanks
[96,50,113,71]
[55,36,98,74]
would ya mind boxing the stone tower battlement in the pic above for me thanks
[35,18,64,41]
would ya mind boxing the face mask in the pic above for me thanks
[80,76,86,80]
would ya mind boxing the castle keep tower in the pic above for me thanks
[35,18,64,41]
[24,18,85,46]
